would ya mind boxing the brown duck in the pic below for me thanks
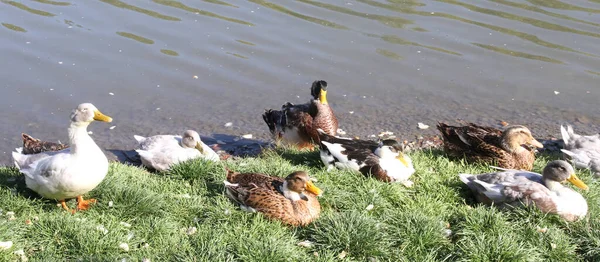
[224,169,323,226]
[262,80,338,149]
[437,122,543,170]
[19,133,69,155]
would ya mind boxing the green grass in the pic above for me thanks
[0,148,598,261]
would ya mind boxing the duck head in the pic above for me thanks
[283,171,323,201]
[375,139,411,168]
[501,125,543,153]
[181,130,205,153]
[543,160,588,190]
[310,80,328,105]
[70,103,112,126]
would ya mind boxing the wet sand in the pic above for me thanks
[0,0,598,164]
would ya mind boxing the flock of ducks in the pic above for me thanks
[7,80,599,225]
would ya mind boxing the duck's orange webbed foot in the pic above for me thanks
[76,196,96,211]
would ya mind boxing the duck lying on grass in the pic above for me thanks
[459,160,588,222]
[560,124,600,176]
[12,103,113,212]
[224,169,322,226]
[317,129,415,186]
[134,130,219,172]
[19,133,69,155]
[437,122,543,171]
[262,80,338,149]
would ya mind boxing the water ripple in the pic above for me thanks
[152,0,253,26]
[248,0,347,29]
[2,1,55,17]
[100,0,181,21]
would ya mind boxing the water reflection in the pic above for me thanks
[33,0,70,6]
[160,49,179,56]
[236,40,255,46]
[116,32,155,44]
[248,0,347,29]
[376,49,402,60]
[152,0,253,26]
[226,52,247,59]
[439,0,600,38]
[379,35,462,56]
[2,23,26,32]
[2,1,55,17]
[472,43,563,64]
[526,0,600,13]
[298,0,413,29]
[491,0,600,27]
[100,0,180,21]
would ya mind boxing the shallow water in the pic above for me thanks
[0,0,598,164]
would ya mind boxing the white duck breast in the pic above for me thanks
[377,154,415,182]
[11,103,112,210]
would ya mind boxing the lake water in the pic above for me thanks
[1,0,599,164]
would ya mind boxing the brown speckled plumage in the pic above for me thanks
[224,169,321,226]
[437,122,540,170]
[21,133,69,155]
[262,80,338,148]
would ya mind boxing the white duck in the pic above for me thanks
[12,103,113,212]
[134,130,219,172]
[459,160,589,222]
[560,125,600,176]
[317,129,415,187]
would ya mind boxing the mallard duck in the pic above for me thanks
[224,169,323,226]
[437,122,543,171]
[12,103,112,212]
[459,160,588,222]
[19,133,69,155]
[134,130,219,172]
[560,125,600,176]
[262,80,338,149]
[317,130,415,186]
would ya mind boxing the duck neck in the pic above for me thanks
[67,122,93,155]
[500,137,522,153]
[281,181,302,202]
[543,178,564,192]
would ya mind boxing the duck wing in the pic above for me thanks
[21,133,69,155]
[437,122,502,155]
[561,125,600,150]
[317,129,378,151]
[135,135,181,151]
[225,170,284,191]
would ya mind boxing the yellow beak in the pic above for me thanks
[528,138,543,148]
[93,110,113,122]
[319,89,328,104]
[305,181,323,196]
[567,173,589,190]
[396,153,409,167]
[195,142,205,153]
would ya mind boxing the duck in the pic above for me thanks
[224,169,322,226]
[437,122,543,171]
[560,125,600,176]
[262,80,338,149]
[317,129,415,186]
[12,103,113,212]
[134,130,219,172]
[19,133,69,155]
[459,160,588,222]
